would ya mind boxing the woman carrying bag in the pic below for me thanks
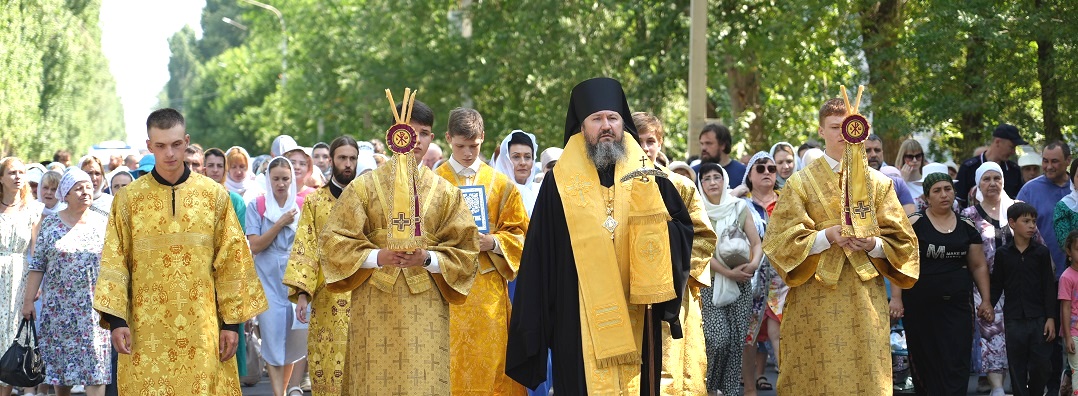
[698,162,762,396]
[20,169,110,396]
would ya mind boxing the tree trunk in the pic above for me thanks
[956,35,988,158]
[1035,0,1060,142]
[859,0,906,146]
[725,54,765,155]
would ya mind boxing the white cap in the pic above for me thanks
[1018,152,1042,168]
[917,162,954,184]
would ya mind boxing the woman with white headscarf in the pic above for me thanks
[492,130,539,215]
[696,162,762,396]
[245,157,306,396]
[21,168,111,396]
[225,146,261,203]
[958,162,1015,395]
[740,151,785,392]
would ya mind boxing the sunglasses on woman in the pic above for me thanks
[904,153,924,161]
[754,164,777,174]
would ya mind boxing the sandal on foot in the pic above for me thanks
[755,376,773,391]
[287,386,304,396]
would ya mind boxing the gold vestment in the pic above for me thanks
[282,186,350,395]
[320,163,479,395]
[93,172,268,395]
[657,168,715,395]
[434,161,528,396]
[763,158,918,394]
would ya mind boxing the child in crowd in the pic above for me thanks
[991,202,1058,396]
[1059,229,1078,395]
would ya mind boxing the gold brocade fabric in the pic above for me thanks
[763,158,919,289]
[282,187,350,395]
[92,173,268,395]
[779,266,893,394]
[553,133,673,392]
[658,168,714,395]
[320,165,479,395]
[433,162,528,396]
[762,159,918,394]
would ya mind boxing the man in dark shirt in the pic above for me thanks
[991,202,1058,396]
[956,124,1026,207]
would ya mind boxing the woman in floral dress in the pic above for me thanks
[0,157,44,395]
[21,169,110,396]
[959,162,1013,396]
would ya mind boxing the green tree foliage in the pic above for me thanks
[161,0,1077,162]
[0,0,124,161]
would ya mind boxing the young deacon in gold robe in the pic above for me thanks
[506,78,693,394]
[320,100,480,395]
[762,98,919,394]
[93,108,268,395]
[633,111,717,395]
[434,108,528,396]
[282,135,364,395]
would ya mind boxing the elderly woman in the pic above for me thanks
[960,162,1014,395]
[78,155,113,215]
[697,162,761,396]
[493,130,539,215]
[38,170,65,215]
[247,157,307,396]
[769,142,796,189]
[21,169,111,396]
[740,151,784,392]
[892,171,994,395]
[0,157,45,396]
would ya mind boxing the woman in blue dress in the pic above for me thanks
[246,157,307,396]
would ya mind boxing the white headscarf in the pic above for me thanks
[975,161,1013,222]
[698,163,743,229]
[493,130,539,216]
[57,168,92,202]
[262,156,299,230]
[799,148,825,170]
[225,146,260,199]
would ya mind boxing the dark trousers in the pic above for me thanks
[1005,317,1054,396]
[105,346,117,396]
[1049,336,1063,394]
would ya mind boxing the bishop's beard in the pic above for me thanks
[586,138,626,173]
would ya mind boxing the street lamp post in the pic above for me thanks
[238,0,287,89]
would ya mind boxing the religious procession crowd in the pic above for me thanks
[0,76,1075,396]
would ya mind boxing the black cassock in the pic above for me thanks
[505,167,693,395]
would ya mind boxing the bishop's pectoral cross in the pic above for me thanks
[637,155,650,183]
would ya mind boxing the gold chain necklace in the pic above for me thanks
[601,186,618,239]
